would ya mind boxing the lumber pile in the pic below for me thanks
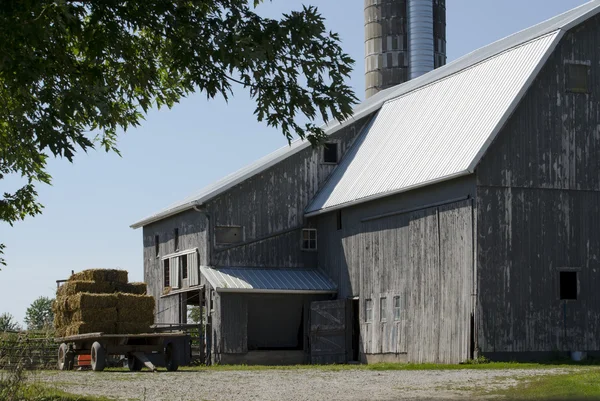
[53,269,154,337]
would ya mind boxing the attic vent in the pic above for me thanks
[215,226,243,245]
[323,143,339,164]
[566,63,590,94]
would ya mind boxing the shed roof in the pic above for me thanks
[200,266,337,294]
[131,1,600,228]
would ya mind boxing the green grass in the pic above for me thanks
[492,369,600,400]
[2,384,115,401]
[174,361,597,372]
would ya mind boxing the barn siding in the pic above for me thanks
[315,177,475,363]
[207,115,373,268]
[143,209,207,324]
[476,16,600,354]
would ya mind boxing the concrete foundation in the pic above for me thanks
[362,353,408,364]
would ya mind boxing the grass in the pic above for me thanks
[491,369,600,400]
[14,384,116,401]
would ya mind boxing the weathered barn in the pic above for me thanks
[131,2,600,364]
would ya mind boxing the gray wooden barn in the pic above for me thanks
[131,2,600,364]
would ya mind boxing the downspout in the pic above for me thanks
[193,203,212,365]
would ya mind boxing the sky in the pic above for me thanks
[0,0,590,325]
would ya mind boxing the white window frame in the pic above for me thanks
[393,295,402,321]
[301,228,318,251]
[365,299,373,323]
[380,297,387,322]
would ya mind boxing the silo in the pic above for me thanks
[364,0,446,98]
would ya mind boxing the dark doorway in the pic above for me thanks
[351,299,360,362]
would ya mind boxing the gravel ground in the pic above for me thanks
[28,368,570,401]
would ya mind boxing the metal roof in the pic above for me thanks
[305,31,560,215]
[200,266,337,294]
[131,1,600,228]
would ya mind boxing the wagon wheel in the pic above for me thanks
[58,343,74,371]
[164,342,179,372]
[90,342,106,372]
[127,353,143,371]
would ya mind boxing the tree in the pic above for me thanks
[0,1,357,265]
[188,306,203,324]
[0,313,21,332]
[24,297,54,331]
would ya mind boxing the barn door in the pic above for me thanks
[310,299,348,364]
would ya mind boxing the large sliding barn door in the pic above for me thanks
[310,300,348,364]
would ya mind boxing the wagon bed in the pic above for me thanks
[55,332,188,372]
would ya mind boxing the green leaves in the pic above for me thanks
[0,0,357,264]
[24,296,54,331]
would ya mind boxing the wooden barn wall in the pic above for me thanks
[212,292,248,360]
[142,209,207,324]
[476,15,600,354]
[317,175,475,299]
[207,115,373,268]
[315,179,475,363]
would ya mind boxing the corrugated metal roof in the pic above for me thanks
[305,32,560,215]
[131,1,600,228]
[200,266,337,294]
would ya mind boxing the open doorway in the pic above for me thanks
[351,298,360,362]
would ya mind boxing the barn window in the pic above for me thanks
[301,229,317,250]
[174,228,179,251]
[566,63,590,94]
[380,297,387,322]
[215,226,243,245]
[155,235,160,257]
[323,143,339,164]
[365,299,373,322]
[393,296,402,321]
[560,271,578,300]
[336,210,342,231]
[163,259,170,288]
[180,255,188,280]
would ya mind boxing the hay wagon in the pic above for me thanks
[55,332,188,372]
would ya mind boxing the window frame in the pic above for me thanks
[393,295,402,321]
[322,142,340,165]
[365,298,373,323]
[163,258,170,288]
[380,297,387,322]
[214,225,244,246]
[154,235,160,258]
[301,228,318,251]
[565,62,591,94]
[180,254,188,280]
[174,228,179,251]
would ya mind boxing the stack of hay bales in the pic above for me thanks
[53,269,154,337]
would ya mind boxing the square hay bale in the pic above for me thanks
[54,312,72,329]
[69,269,128,284]
[66,293,118,311]
[116,322,151,335]
[71,307,118,323]
[57,280,115,296]
[116,294,155,323]
[113,282,147,295]
[65,321,116,336]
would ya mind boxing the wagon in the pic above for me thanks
[55,332,189,372]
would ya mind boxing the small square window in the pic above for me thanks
[336,210,342,231]
[365,299,373,322]
[180,255,188,280]
[155,235,160,257]
[566,63,590,94]
[174,228,179,251]
[163,259,170,288]
[393,296,402,321]
[323,143,338,164]
[380,297,387,322]
[560,271,578,300]
[302,229,317,250]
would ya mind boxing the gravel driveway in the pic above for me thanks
[30,368,568,401]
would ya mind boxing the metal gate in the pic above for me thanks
[310,299,348,364]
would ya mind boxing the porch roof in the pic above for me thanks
[200,266,337,295]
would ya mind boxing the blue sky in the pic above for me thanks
[0,0,589,325]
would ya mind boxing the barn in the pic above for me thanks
[131,2,600,364]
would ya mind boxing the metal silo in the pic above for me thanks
[364,0,446,98]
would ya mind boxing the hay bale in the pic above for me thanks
[116,322,151,335]
[113,282,147,295]
[54,312,72,328]
[66,293,118,311]
[69,269,128,284]
[57,280,114,296]
[116,294,155,322]
[65,321,116,336]
[71,307,117,323]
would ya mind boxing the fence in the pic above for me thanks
[0,331,56,370]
